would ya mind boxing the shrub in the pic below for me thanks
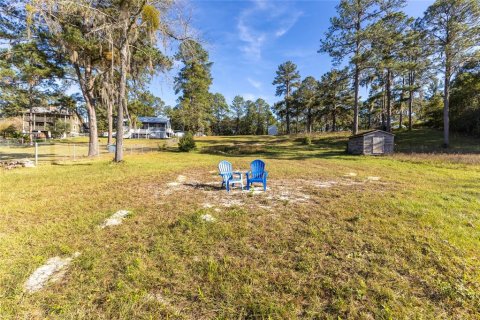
[301,136,312,145]
[178,132,196,152]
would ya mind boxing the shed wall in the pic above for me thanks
[347,136,364,155]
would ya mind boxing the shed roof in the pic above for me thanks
[138,116,170,124]
[349,129,394,139]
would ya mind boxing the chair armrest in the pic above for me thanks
[233,171,243,177]
[219,173,231,181]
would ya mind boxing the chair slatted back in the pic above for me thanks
[250,159,265,179]
[218,160,233,180]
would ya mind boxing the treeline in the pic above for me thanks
[168,94,274,136]
[271,0,480,147]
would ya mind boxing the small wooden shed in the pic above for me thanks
[347,130,394,155]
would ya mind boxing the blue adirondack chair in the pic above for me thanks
[246,159,268,191]
[218,160,244,192]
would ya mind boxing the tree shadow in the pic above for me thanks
[182,182,223,191]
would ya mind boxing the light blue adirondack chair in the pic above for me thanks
[218,160,244,192]
[246,159,268,191]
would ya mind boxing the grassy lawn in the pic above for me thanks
[0,128,479,319]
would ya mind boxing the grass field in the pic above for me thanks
[0,128,479,319]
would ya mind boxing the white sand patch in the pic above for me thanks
[367,176,381,181]
[166,182,180,187]
[344,172,357,177]
[314,181,338,188]
[24,252,81,293]
[23,160,36,168]
[202,203,214,208]
[200,214,216,222]
[100,210,130,228]
[163,175,189,194]
[214,208,221,212]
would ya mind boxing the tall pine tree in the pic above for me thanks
[421,0,480,147]
[272,61,300,134]
[174,40,213,134]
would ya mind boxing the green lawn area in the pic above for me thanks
[0,128,479,319]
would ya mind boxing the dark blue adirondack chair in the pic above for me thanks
[218,160,244,192]
[246,159,268,191]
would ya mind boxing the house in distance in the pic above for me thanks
[22,106,83,138]
[347,130,394,155]
[131,116,174,139]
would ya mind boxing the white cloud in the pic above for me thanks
[237,19,266,60]
[275,11,303,37]
[247,78,262,90]
[237,0,302,61]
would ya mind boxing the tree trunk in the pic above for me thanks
[443,65,450,148]
[28,91,33,145]
[285,82,291,134]
[74,62,98,156]
[332,106,337,132]
[115,29,128,162]
[352,12,361,135]
[307,109,312,133]
[399,109,403,129]
[408,71,414,131]
[107,102,113,145]
[386,69,392,132]
[399,77,405,129]
[381,90,386,130]
[353,64,360,135]
[368,103,372,129]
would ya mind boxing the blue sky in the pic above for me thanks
[149,0,434,108]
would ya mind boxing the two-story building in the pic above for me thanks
[131,116,174,139]
[22,107,83,138]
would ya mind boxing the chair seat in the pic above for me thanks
[218,161,244,192]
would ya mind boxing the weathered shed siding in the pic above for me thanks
[347,136,365,155]
[347,130,394,155]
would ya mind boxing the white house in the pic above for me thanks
[131,116,174,139]
[268,125,278,135]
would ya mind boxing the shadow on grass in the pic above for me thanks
[51,162,93,166]
[183,182,223,191]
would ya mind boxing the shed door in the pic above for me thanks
[372,136,384,154]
